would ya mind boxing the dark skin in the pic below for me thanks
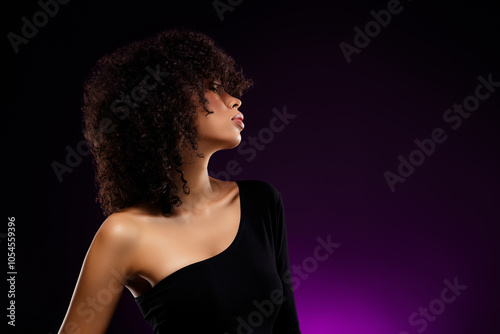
[58,79,245,334]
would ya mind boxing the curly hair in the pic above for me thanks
[82,28,253,217]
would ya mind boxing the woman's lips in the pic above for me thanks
[232,118,245,129]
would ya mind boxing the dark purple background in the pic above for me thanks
[3,0,499,333]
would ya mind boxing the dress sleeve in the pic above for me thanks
[273,191,302,333]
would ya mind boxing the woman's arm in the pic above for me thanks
[58,215,138,334]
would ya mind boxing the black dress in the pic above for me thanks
[134,179,301,333]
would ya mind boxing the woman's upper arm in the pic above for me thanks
[58,214,138,334]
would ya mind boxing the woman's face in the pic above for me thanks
[195,78,244,153]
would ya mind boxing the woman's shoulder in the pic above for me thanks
[236,179,282,201]
[94,209,147,252]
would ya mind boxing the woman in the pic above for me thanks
[58,28,301,334]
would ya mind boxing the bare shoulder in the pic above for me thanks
[94,211,144,254]
[57,211,145,333]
